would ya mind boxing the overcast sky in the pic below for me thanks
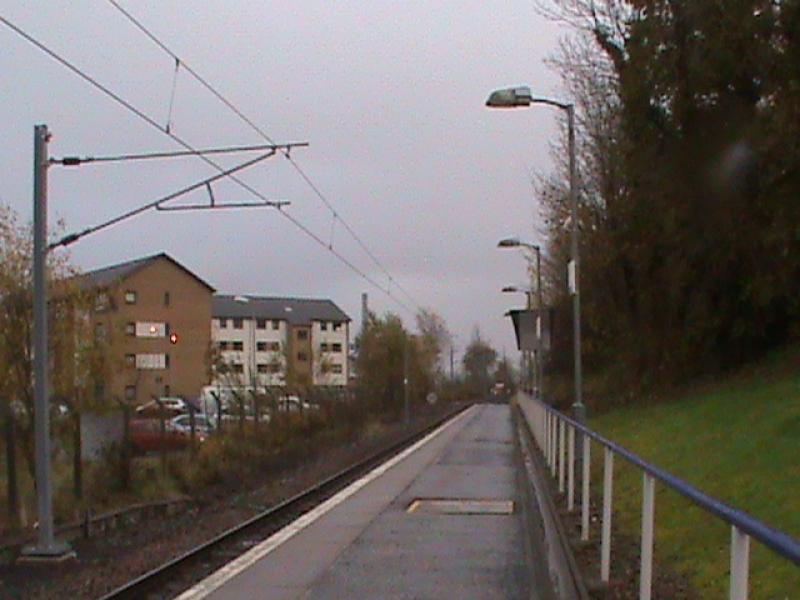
[1,1,566,365]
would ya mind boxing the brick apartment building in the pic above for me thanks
[211,295,351,389]
[77,253,214,405]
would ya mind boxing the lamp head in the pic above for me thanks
[486,86,533,108]
[497,237,521,248]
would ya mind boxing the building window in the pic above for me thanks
[94,292,110,312]
[271,320,280,330]
[297,352,308,362]
[94,322,106,341]
[332,322,342,331]
[233,318,243,329]
[124,290,137,304]
[257,364,268,373]
[320,343,329,352]
[165,354,170,369]
[232,341,244,351]
[219,341,229,351]
[219,318,228,329]
[269,342,281,352]
[164,385,171,396]
[232,364,244,374]
[297,329,308,341]
[136,322,166,338]
[256,319,266,329]
[331,364,343,374]
[136,353,167,369]
[332,343,343,353]
[125,354,135,368]
[269,363,281,373]
[125,322,136,336]
[164,291,170,307]
[256,342,267,352]
[320,321,328,331]
[125,385,136,400]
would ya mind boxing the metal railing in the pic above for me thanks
[520,396,800,600]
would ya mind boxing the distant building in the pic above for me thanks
[76,253,214,404]
[211,295,351,389]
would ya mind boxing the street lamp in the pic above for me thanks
[488,87,584,424]
[499,236,545,402]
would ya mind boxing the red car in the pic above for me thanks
[129,418,206,454]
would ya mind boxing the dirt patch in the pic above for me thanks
[0,405,461,599]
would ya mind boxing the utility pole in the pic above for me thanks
[536,247,544,402]
[450,344,454,381]
[23,124,72,559]
[403,338,410,424]
[19,126,302,561]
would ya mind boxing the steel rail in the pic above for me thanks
[98,403,471,600]
[532,399,800,566]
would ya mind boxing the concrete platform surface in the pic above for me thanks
[180,404,533,600]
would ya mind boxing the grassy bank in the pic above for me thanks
[588,347,800,598]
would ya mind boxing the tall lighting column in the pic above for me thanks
[488,88,584,422]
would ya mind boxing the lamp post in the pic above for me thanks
[488,88,584,423]
[498,236,545,401]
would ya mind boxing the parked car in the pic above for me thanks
[169,414,215,435]
[135,397,187,418]
[129,418,206,454]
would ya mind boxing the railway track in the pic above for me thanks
[99,404,470,600]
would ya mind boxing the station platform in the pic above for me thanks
[177,403,535,600]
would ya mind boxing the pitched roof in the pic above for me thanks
[76,253,215,292]
[213,295,350,326]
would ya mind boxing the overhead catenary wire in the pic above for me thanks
[104,0,422,311]
[0,14,415,314]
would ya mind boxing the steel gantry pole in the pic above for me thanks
[23,124,72,559]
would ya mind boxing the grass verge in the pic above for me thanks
[588,347,800,599]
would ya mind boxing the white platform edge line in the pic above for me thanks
[174,406,476,600]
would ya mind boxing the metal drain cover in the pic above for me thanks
[407,499,514,515]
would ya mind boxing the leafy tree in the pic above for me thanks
[536,0,800,390]
[0,205,106,518]
[462,328,497,397]
[415,308,452,385]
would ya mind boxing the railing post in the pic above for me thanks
[567,425,575,511]
[601,447,613,582]
[640,473,656,600]
[550,414,557,476]
[730,526,750,600]
[581,435,590,541]
[558,419,566,493]
[544,409,549,458]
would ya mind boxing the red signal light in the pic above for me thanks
[169,333,179,345]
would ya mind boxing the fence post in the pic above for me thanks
[601,447,614,582]
[640,473,656,600]
[558,419,566,493]
[730,526,750,600]
[567,425,575,511]
[581,436,590,541]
